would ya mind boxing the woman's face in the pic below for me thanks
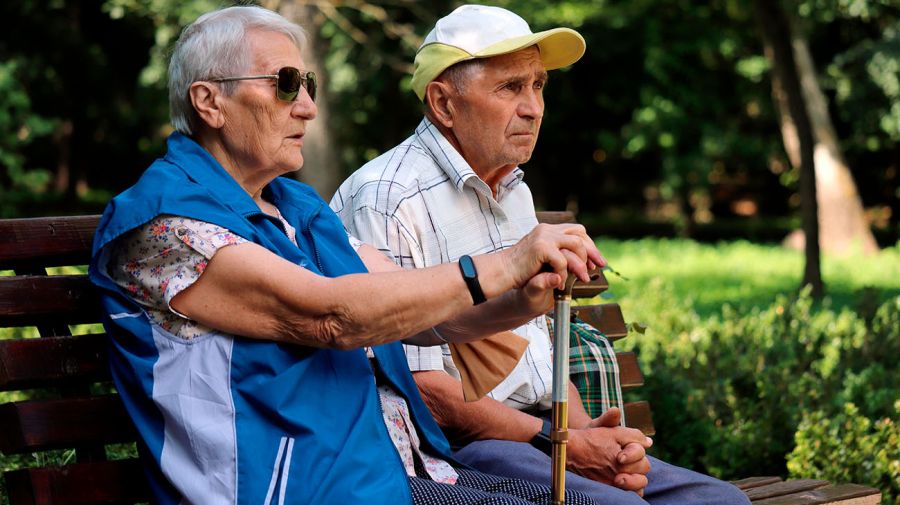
[218,29,317,177]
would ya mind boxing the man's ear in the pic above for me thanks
[424,80,456,129]
[189,81,225,129]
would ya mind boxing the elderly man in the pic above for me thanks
[331,5,751,505]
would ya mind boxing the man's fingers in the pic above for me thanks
[613,472,649,493]
[616,442,647,466]
[589,407,621,429]
[613,426,653,448]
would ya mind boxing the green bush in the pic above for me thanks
[615,282,899,492]
[787,402,899,504]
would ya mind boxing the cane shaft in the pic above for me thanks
[551,291,572,505]
[551,401,568,505]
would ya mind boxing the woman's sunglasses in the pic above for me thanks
[212,67,317,102]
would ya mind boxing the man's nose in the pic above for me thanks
[518,90,544,120]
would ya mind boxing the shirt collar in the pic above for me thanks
[413,118,524,199]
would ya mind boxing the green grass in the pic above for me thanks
[593,238,900,317]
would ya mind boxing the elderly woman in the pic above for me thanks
[89,6,602,505]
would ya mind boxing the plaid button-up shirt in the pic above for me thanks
[331,118,555,410]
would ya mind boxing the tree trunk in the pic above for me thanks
[769,27,879,256]
[755,0,824,298]
[270,0,343,201]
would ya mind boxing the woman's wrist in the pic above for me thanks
[470,252,516,301]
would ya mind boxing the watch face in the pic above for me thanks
[459,255,477,278]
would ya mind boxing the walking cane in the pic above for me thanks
[551,273,577,505]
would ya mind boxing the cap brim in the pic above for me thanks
[474,28,585,71]
[411,27,586,101]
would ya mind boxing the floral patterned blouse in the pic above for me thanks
[106,211,457,484]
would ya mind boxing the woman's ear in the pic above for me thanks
[424,80,456,129]
[189,81,226,129]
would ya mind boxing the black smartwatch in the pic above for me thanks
[458,255,486,305]
[529,418,553,455]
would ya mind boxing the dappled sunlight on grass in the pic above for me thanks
[594,238,900,317]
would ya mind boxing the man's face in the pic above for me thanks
[449,46,547,182]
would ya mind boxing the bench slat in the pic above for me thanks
[571,304,628,341]
[0,275,101,328]
[0,395,135,454]
[616,352,644,391]
[751,484,881,505]
[4,458,150,505]
[0,334,111,391]
[623,401,654,436]
[733,476,784,490]
[0,216,99,271]
[534,211,576,225]
[745,479,830,500]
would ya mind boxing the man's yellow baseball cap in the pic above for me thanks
[411,4,586,101]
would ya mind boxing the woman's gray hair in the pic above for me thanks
[168,5,307,135]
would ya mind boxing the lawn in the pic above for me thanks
[593,238,900,318]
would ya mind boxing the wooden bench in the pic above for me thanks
[0,214,882,504]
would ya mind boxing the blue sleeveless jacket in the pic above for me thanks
[89,133,453,505]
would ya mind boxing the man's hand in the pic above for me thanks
[566,407,652,496]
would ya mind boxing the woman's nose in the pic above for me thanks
[292,89,317,120]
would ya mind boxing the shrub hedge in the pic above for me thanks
[615,281,898,498]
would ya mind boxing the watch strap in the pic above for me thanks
[458,255,487,305]
[528,418,553,455]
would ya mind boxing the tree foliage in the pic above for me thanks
[1,0,896,244]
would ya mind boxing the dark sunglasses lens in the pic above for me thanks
[306,71,317,102]
[277,67,301,101]
[276,67,317,102]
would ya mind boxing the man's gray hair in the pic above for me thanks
[439,58,486,96]
[424,58,485,118]
[168,5,307,135]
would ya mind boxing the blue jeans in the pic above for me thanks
[454,440,750,505]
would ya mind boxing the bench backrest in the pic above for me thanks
[0,215,150,505]
[0,213,652,504]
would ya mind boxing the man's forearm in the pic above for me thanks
[412,370,543,444]
[567,381,593,429]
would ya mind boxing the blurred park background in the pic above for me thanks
[1,0,898,500]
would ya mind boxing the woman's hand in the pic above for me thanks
[503,223,606,291]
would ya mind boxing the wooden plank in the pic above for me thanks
[818,485,882,505]
[0,275,101,328]
[623,401,654,436]
[3,458,151,505]
[535,211,576,225]
[0,216,99,271]
[752,484,881,505]
[571,303,628,341]
[0,334,111,391]
[733,476,784,490]
[616,352,644,391]
[745,479,829,500]
[0,395,136,454]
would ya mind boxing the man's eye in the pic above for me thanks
[504,82,522,92]
[534,81,545,90]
